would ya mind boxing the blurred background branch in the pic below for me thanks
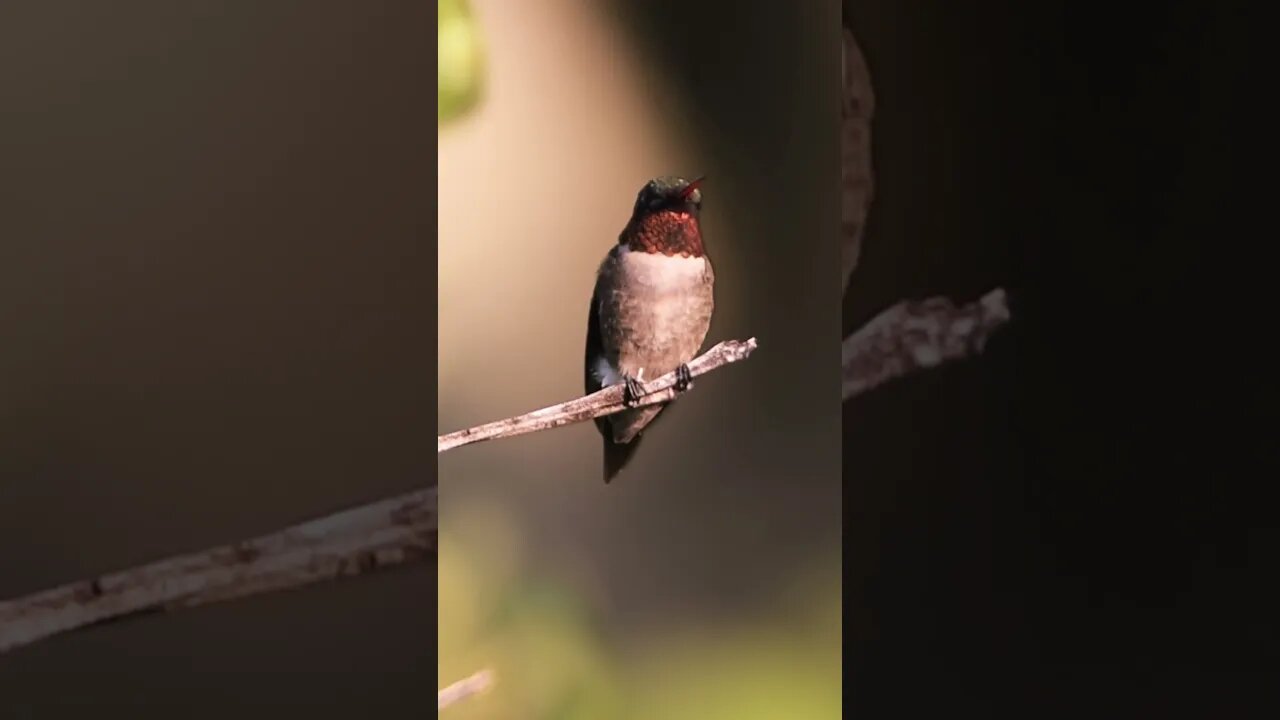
[0,338,755,657]
[438,668,495,711]
[842,27,874,296]
[0,488,437,656]
[843,289,1010,400]
[840,24,1010,398]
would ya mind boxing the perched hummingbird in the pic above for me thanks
[584,175,715,483]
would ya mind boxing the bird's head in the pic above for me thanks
[622,175,706,257]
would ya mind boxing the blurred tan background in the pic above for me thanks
[439,1,841,718]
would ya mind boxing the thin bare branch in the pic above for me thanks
[437,337,759,453]
[438,668,495,711]
[0,488,436,656]
[843,288,1010,400]
[0,337,757,657]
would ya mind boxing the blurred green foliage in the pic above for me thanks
[439,502,842,719]
[438,0,485,126]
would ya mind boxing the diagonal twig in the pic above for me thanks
[0,489,437,655]
[0,338,759,657]
[438,668,495,711]
[438,338,759,453]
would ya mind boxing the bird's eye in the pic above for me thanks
[647,194,664,209]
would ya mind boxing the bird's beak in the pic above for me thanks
[679,176,705,200]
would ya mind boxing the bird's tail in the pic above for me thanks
[603,435,644,483]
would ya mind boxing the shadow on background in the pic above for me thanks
[1,2,435,716]
[844,0,1276,712]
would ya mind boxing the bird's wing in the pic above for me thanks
[584,282,604,397]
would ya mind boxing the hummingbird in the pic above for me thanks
[584,175,715,483]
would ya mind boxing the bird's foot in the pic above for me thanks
[623,373,648,406]
[675,363,694,392]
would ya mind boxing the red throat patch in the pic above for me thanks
[623,210,704,257]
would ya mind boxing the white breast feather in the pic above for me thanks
[615,246,707,287]
[592,247,709,389]
[593,355,622,387]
